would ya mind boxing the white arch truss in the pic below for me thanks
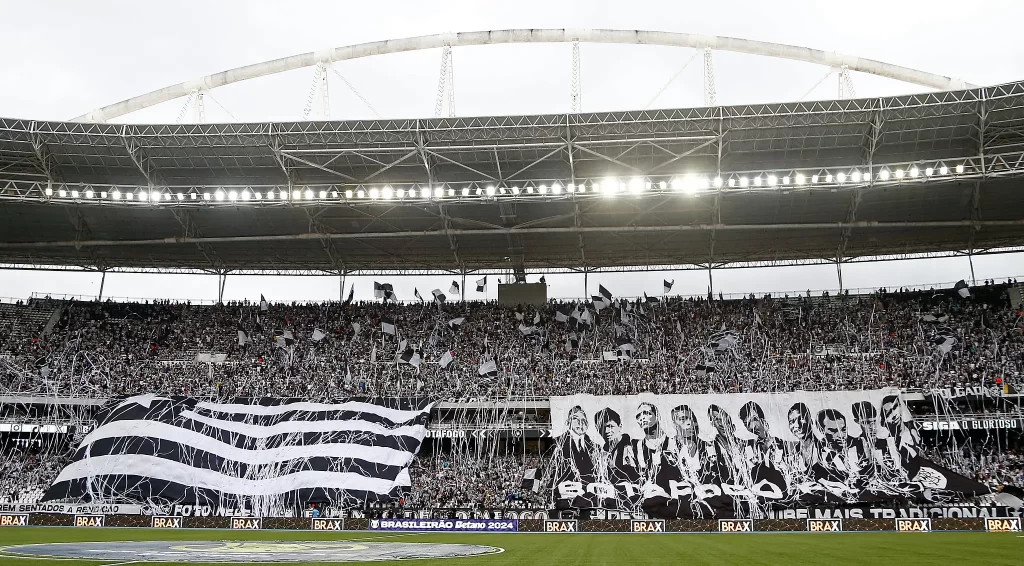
[74,28,974,123]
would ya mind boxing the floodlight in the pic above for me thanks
[753,176,762,186]
[112,190,122,199]
[460,187,469,196]
[629,177,644,193]
[782,176,790,185]
[292,190,301,200]
[100,192,108,198]
[955,164,965,174]
[910,166,920,178]
[796,174,806,185]
[318,190,327,199]
[304,189,313,200]
[45,188,53,196]
[241,191,250,201]
[659,181,667,190]
[552,182,562,195]
[85,189,94,199]
[825,174,833,183]
[229,190,238,201]
[837,172,847,183]
[434,187,443,198]
[345,190,353,199]
[58,189,67,198]
[447,188,454,196]
[486,185,495,196]
[512,186,521,195]
[356,189,365,198]
[878,169,890,181]
[713,176,723,188]
[939,166,948,175]
[894,169,905,179]
[397,188,407,198]
[925,167,934,176]
[369,188,380,199]
[698,176,710,190]
[421,187,431,198]
[728,178,736,187]
[739,176,749,187]
[852,170,863,182]
[767,174,778,186]
[71,190,79,198]
[331,191,338,198]
[125,192,134,200]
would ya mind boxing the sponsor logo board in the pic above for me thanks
[630,519,665,532]
[230,517,262,530]
[74,515,104,528]
[0,514,28,527]
[151,516,183,529]
[807,519,843,532]
[311,518,345,531]
[718,519,753,532]
[370,518,517,532]
[985,518,1021,532]
[895,518,931,532]
[544,519,578,533]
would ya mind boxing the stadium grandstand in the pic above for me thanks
[0,23,1022,563]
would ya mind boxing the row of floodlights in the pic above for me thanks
[42,164,970,202]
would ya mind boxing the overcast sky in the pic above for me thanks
[1,0,1022,303]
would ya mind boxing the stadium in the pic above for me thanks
[0,17,1022,566]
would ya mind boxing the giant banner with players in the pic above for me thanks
[544,389,987,519]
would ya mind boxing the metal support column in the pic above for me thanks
[339,272,345,302]
[968,252,977,286]
[461,272,466,302]
[707,265,713,299]
[584,269,589,299]
[836,259,844,293]
[98,270,106,301]
[217,272,226,304]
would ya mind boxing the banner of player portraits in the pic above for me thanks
[544,389,988,519]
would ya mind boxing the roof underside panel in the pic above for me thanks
[0,82,1023,272]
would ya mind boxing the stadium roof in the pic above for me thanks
[0,81,1023,275]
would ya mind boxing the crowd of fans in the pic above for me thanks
[0,438,73,505]
[0,279,1022,507]
[0,280,1021,400]
[403,454,544,510]
[924,444,1024,490]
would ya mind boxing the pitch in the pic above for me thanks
[0,527,1018,565]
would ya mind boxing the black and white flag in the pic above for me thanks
[311,328,327,342]
[710,330,741,352]
[664,279,674,294]
[644,292,659,304]
[414,288,423,302]
[555,305,571,323]
[447,317,466,330]
[273,330,295,348]
[449,281,460,295]
[260,294,269,312]
[955,279,971,298]
[478,356,498,377]
[381,316,397,336]
[374,282,397,301]
[431,289,446,303]
[437,350,455,369]
[43,396,433,511]
[476,277,487,293]
[599,284,613,305]
[343,285,355,306]
[399,347,422,368]
[351,322,361,336]
[236,323,251,346]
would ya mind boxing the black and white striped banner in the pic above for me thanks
[44,395,432,514]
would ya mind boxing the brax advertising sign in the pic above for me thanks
[74,515,104,528]
[895,518,931,532]
[230,517,262,530]
[630,519,665,532]
[544,520,578,532]
[985,518,1021,532]
[311,518,345,531]
[0,514,28,527]
[371,519,518,532]
[807,519,843,532]
[718,519,753,532]
[151,516,183,529]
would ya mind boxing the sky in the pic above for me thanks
[1,0,1022,303]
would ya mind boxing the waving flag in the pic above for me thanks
[664,279,674,294]
[476,277,487,293]
[381,316,396,336]
[260,294,269,312]
[43,396,433,511]
[414,288,423,302]
[955,279,971,298]
[431,289,446,303]
[449,281,460,295]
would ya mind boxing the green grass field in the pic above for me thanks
[0,527,1019,565]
